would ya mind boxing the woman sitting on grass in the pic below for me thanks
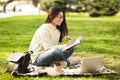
[29,7,75,67]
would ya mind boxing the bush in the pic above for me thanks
[88,0,120,17]
[89,10,102,17]
[104,10,118,16]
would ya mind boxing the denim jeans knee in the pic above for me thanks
[52,48,66,61]
[64,47,74,59]
[33,47,67,66]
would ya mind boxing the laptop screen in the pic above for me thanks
[80,56,104,73]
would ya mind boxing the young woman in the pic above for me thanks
[29,7,74,67]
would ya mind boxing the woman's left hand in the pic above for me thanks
[63,48,72,53]
[63,39,75,54]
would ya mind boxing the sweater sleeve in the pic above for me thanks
[39,29,54,50]
[40,32,53,50]
[39,28,67,50]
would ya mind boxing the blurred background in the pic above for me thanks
[0,0,120,17]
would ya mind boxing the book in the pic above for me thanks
[62,36,83,51]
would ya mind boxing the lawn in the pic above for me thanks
[0,13,120,80]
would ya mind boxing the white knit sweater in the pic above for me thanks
[29,23,66,63]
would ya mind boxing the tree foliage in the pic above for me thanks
[39,0,120,16]
[42,0,120,16]
[32,0,39,7]
[89,0,120,17]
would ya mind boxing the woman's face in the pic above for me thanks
[51,11,64,27]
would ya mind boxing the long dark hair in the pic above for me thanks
[45,7,68,42]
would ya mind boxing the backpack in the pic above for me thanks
[6,51,33,75]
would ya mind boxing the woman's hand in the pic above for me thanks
[63,48,71,53]
[63,39,75,54]
[66,39,75,47]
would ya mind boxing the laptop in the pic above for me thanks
[80,56,104,73]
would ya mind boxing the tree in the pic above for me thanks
[88,0,120,17]
[39,0,77,12]
[38,0,120,17]
[0,0,14,13]
[39,0,54,11]
[32,0,39,7]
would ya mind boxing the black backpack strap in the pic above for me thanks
[18,53,30,73]
[18,51,33,73]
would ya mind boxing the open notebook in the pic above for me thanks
[62,36,83,51]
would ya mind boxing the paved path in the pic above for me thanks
[0,11,46,18]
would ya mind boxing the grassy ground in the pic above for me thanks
[0,13,120,80]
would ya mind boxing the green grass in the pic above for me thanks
[0,13,120,80]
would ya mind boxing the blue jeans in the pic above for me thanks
[33,47,74,66]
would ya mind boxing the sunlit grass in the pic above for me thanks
[0,14,120,80]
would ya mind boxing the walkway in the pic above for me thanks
[0,11,46,18]
[0,12,38,18]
